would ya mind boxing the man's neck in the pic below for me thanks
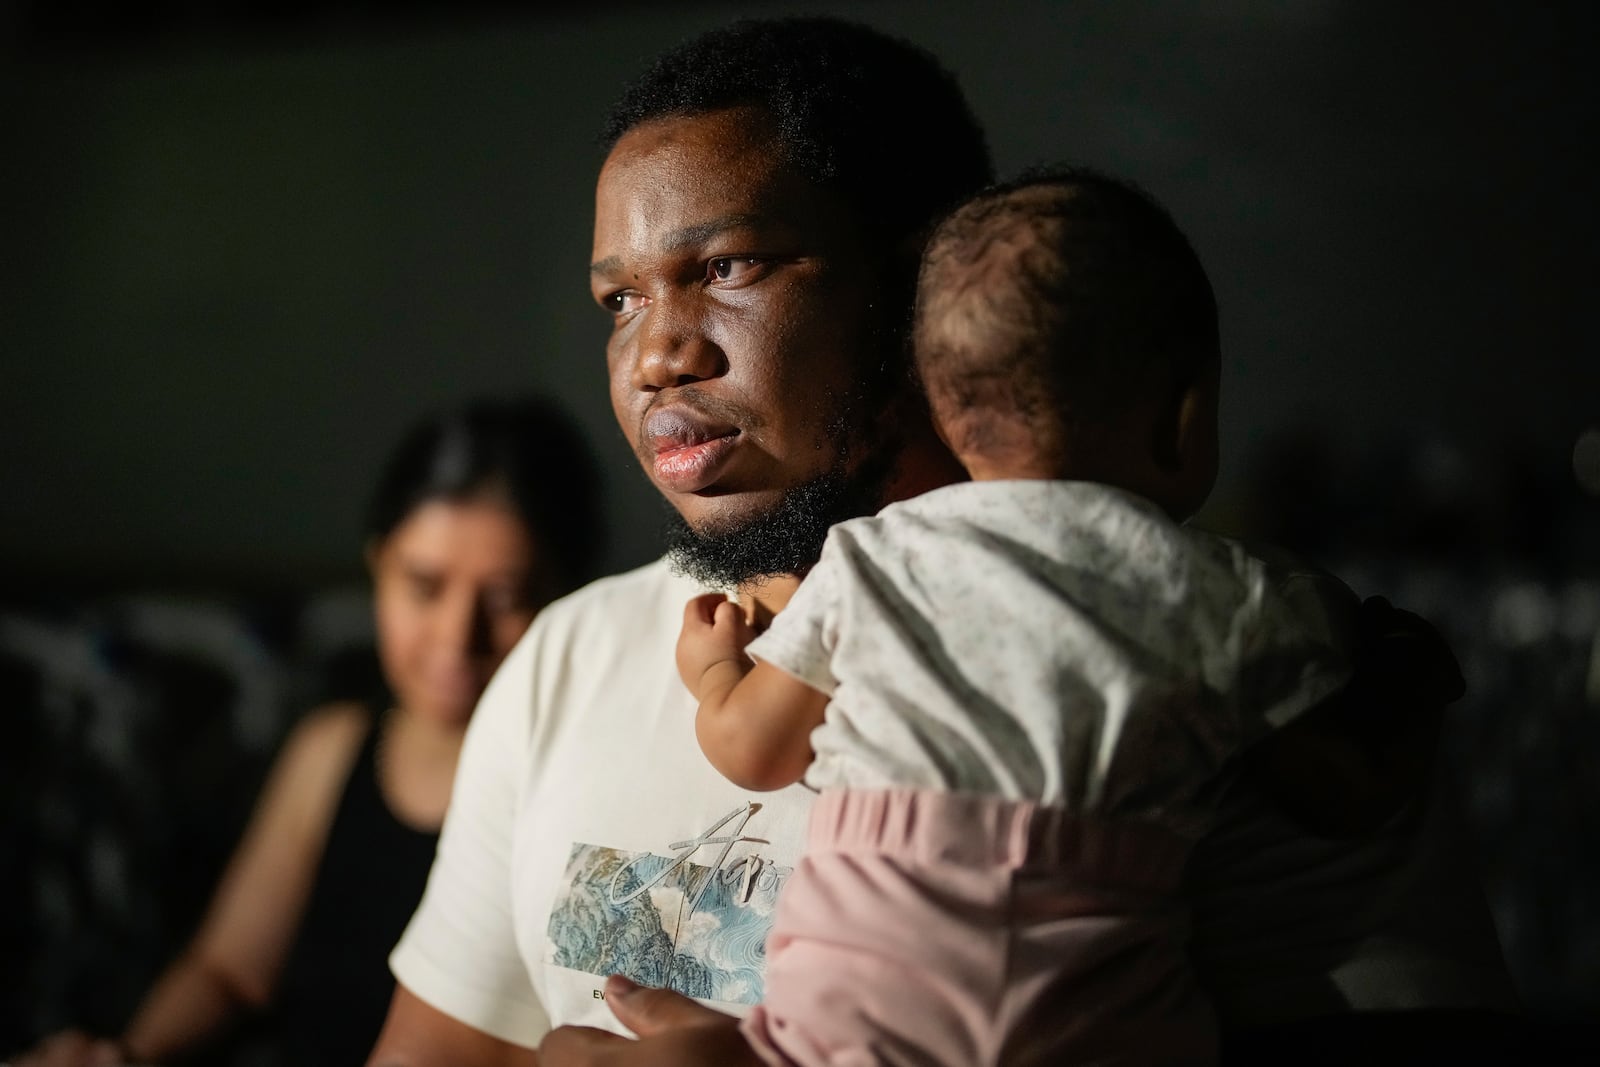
[883,416,968,504]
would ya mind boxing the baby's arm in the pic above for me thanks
[677,593,829,792]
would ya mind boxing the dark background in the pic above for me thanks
[3,0,1595,591]
[2,0,1596,1053]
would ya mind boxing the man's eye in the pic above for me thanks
[602,290,647,314]
[708,257,763,282]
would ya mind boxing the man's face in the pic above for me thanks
[591,107,893,554]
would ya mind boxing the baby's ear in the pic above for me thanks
[1166,364,1220,519]
[1174,376,1219,470]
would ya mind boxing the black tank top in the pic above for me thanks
[270,715,440,1066]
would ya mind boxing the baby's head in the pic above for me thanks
[914,167,1220,520]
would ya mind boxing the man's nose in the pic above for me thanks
[631,297,724,391]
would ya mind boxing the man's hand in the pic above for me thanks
[536,976,761,1066]
[676,594,757,699]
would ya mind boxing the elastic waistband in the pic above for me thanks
[807,787,1193,893]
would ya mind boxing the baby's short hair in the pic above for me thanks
[914,166,1218,460]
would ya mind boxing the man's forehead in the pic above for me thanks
[593,114,853,258]
[603,106,785,179]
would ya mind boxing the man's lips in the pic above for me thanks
[645,407,742,493]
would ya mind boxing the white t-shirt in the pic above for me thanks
[389,560,815,1046]
[391,551,1517,1046]
[749,481,1353,837]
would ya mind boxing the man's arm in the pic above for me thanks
[367,986,542,1067]
[381,623,552,1056]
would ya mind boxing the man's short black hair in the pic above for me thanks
[601,16,994,247]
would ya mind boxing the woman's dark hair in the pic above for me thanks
[600,16,994,248]
[365,396,605,595]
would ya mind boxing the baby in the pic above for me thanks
[677,168,1356,1066]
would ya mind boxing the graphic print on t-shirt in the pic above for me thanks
[545,802,791,1004]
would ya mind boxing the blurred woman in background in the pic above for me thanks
[13,395,604,1067]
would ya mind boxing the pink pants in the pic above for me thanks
[742,788,1216,1066]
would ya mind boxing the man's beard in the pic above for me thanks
[663,460,889,589]
[663,385,900,589]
